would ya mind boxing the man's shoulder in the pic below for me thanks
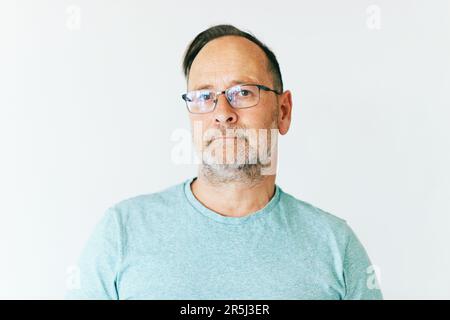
[279,187,350,234]
[107,179,188,221]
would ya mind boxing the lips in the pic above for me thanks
[212,136,237,140]
[210,136,242,143]
[208,136,243,147]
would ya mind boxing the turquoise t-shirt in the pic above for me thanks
[66,177,382,300]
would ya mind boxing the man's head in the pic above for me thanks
[182,25,292,185]
[183,25,284,93]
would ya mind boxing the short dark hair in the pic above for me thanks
[182,24,283,92]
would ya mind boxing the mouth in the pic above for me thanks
[210,136,239,142]
[207,136,242,147]
[214,136,237,140]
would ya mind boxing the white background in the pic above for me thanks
[1,0,449,299]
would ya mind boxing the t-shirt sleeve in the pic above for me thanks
[65,207,122,300]
[342,223,383,300]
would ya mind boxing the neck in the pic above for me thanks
[190,171,276,218]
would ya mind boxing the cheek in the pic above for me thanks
[189,116,218,147]
[189,115,208,130]
[189,116,205,144]
[238,106,275,129]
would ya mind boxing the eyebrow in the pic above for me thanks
[191,78,261,91]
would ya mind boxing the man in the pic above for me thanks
[66,25,383,300]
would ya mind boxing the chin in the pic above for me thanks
[203,146,257,167]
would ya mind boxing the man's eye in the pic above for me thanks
[199,93,212,100]
[239,90,251,97]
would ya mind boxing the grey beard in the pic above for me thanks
[199,135,275,187]
[197,111,279,187]
[200,162,265,187]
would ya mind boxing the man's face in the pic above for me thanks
[187,36,290,182]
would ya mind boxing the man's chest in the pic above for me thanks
[116,230,344,299]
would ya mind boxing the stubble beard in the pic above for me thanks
[199,112,279,187]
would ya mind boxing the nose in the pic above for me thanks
[213,94,238,124]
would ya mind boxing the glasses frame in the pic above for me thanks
[181,83,282,114]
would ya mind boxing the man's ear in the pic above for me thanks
[278,90,293,135]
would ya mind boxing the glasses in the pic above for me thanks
[181,83,282,114]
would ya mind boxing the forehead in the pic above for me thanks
[188,36,272,90]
